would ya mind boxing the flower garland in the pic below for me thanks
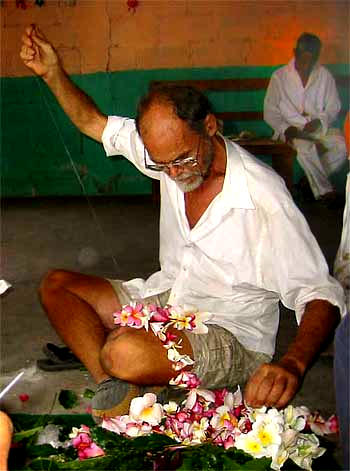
[37,303,337,470]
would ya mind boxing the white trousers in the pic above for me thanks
[293,129,347,199]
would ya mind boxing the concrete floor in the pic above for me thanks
[0,192,345,456]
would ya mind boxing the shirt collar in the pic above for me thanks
[288,58,321,85]
[219,135,255,210]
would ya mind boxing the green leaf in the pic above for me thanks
[13,426,44,443]
[82,388,94,399]
[28,457,59,470]
[26,445,62,459]
[58,390,78,409]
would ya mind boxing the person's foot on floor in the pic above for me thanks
[91,377,168,420]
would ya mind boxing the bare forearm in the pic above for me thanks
[43,65,107,142]
[245,299,340,408]
[279,299,340,375]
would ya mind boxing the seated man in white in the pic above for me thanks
[264,32,347,202]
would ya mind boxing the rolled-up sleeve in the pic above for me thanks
[101,116,160,180]
[261,199,346,323]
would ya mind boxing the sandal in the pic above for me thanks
[36,343,82,371]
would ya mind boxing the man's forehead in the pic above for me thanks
[140,102,193,159]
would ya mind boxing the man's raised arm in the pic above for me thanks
[20,24,107,142]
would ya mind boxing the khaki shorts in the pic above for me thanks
[108,280,272,390]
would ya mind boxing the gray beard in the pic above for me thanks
[175,138,214,193]
[175,174,204,192]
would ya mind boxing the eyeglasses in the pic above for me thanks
[144,137,201,172]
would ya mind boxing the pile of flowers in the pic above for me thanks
[16,303,337,471]
[98,387,337,470]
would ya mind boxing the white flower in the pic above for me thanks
[129,393,164,426]
[210,405,238,430]
[189,417,210,444]
[163,401,179,414]
[185,388,216,410]
[235,431,268,459]
[231,385,243,407]
[102,415,131,435]
[168,305,211,333]
[283,405,308,431]
[125,422,153,437]
[167,347,194,370]
[271,446,290,470]
[289,433,326,470]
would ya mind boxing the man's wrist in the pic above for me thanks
[277,355,306,378]
[42,63,63,85]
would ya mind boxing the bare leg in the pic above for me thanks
[39,270,194,418]
[39,269,121,383]
[101,326,193,385]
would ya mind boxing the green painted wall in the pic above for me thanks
[1,65,348,197]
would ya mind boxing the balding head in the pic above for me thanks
[136,84,213,138]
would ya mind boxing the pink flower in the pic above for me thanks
[77,441,105,460]
[70,426,104,460]
[170,372,201,389]
[114,302,147,329]
[326,414,339,434]
[307,412,339,435]
[213,389,229,407]
[19,393,29,402]
[150,306,170,323]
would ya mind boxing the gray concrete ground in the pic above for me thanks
[0,193,345,460]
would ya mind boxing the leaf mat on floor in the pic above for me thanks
[9,414,340,471]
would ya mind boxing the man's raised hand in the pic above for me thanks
[20,25,59,79]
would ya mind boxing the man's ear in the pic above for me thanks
[204,113,218,137]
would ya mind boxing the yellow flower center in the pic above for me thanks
[258,428,273,446]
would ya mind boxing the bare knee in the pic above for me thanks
[100,330,173,385]
[100,332,156,383]
[39,269,72,304]
[100,333,135,381]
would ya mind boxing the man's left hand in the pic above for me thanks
[243,360,302,409]
[303,119,322,134]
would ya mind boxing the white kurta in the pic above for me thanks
[264,59,347,198]
[102,116,346,356]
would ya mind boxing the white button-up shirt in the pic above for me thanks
[264,59,341,139]
[102,116,345,356]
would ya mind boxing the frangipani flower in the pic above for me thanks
[283,405,308,431]
[129,393,164,426]
[169,371,201,389]
[189,417,210,444]
[307,411,339,435]
[210,405,238,431]
[163,401,179,414]
[69,425,105,460]
[168,305,211,333]
[102,416,131,435]
[167,306,196,331]
[167,347,194,370]
[234,432,267,458]
[185,388,216,410]
[271,446,290,470]
[289,433,326,470]
[125,421,153,437]
[114,302,149,329]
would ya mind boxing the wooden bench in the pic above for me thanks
[151,75,349,192]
